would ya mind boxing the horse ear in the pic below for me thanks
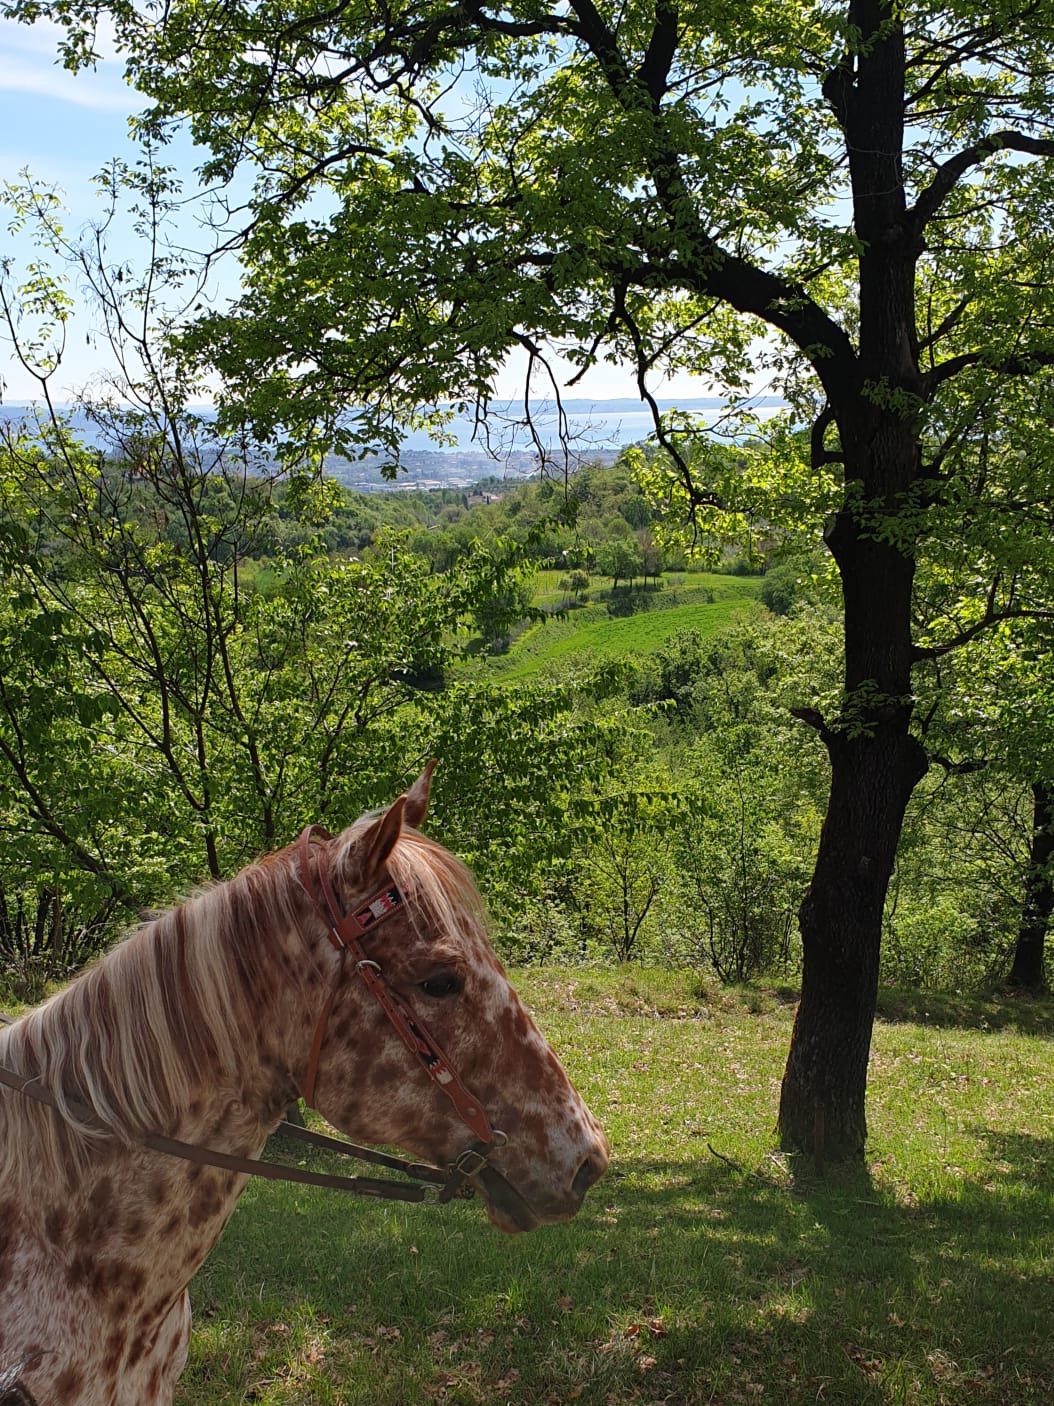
[363,795,407,878]
[403,759,437,830]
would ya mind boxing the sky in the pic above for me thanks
[0,15,730,407]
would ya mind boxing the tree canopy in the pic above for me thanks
[5,2,1049,450]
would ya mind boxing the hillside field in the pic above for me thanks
[477,572,764,682]
[178,968,1054,1406]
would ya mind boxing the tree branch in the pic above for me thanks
[909,130,1054,232]
[791,706,834,748]
[0,704,132,904]
[925,345,1054,392]
[637,0,680,103]
[913,607,1054,663]
[811,403,843,468]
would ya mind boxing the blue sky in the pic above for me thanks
[1,16,154,399]
[0,15,730,407]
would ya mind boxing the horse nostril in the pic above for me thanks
[571,1154,606,1202]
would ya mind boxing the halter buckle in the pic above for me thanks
[452,1144,492,1178]
[436,1131,508,1202]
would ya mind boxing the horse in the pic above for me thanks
[0,765,608,1405]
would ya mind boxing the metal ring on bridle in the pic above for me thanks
[450,1129,508,1178]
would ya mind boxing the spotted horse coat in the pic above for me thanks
[0,767,608,1404]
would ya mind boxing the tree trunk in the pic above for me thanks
[776,3,932,1164]
[1007,780,1054,991]
[778,474,927,1162]
[778,723,926,1160]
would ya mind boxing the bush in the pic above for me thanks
[492,884,607,966]
[881,898,1014,990]
[759,561,802,615]
[664,821,807,982]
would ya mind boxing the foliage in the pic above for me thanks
[469,570,537,651]
[594,537,644,590]
[567,791,678,962]
[404,668,646,925]
[758,550,834,618]
[558,568,591,603]
[884,770,1038,991]
[650,619,831,980]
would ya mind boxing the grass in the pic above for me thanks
[477,572,763,682]
[176,968,1054,1405]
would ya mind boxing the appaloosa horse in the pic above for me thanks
[0,766,608,1404]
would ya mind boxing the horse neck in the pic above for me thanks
[10,856,326,1168]
[146,861,328,1146]
[0,859,335,1336]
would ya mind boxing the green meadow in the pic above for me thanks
[477,573,764,682]
[178,969,1054,1406]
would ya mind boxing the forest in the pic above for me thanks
[0,436,1046,1007]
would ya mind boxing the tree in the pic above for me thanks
[470,569,536,649]
[1009,780,1054,991]
[0,175,538,933]
[571,797,673,962]
[933,621,1054,993]
[892,388,1054,992]
[637,530,665,587]
[559,568,591,603]
[640,616,832,981]
[596,537,644,591]
[11,0,1054,1160]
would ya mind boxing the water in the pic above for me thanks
[392,398,786,455]
[0,397,786,459]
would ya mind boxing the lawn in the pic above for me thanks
[177,969,1054,1405]
[477,573,763,682]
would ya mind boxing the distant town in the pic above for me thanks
[323,443,623,493]
[0,395,786,492]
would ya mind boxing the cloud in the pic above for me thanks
[0,18,136,113]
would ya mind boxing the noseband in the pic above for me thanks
[296,825,505,1197]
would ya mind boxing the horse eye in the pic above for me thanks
[417,972,463,999]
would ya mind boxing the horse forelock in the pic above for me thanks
[0,846,319,1193]
[371,826,493,959]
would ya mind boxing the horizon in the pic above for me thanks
[0,394,788,467]
[0,394,786,413]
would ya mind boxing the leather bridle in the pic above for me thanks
[295,823,507,1198]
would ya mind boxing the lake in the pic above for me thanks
[0,397,787,460]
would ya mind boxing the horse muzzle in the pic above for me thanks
[477,1140,609,1234]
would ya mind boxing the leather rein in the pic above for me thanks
[0,825,509,1207]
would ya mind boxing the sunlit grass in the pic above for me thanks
[178,968,1054,1405]
[478,573,763,681]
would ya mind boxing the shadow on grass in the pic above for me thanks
[604,584,669,617]
[875,985,1054,1037]
[181,1140,1054,1405]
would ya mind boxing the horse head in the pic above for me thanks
[297,764,609,1233]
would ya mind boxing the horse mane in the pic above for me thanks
[0,845,317,1193]
[0,817,490,1195]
